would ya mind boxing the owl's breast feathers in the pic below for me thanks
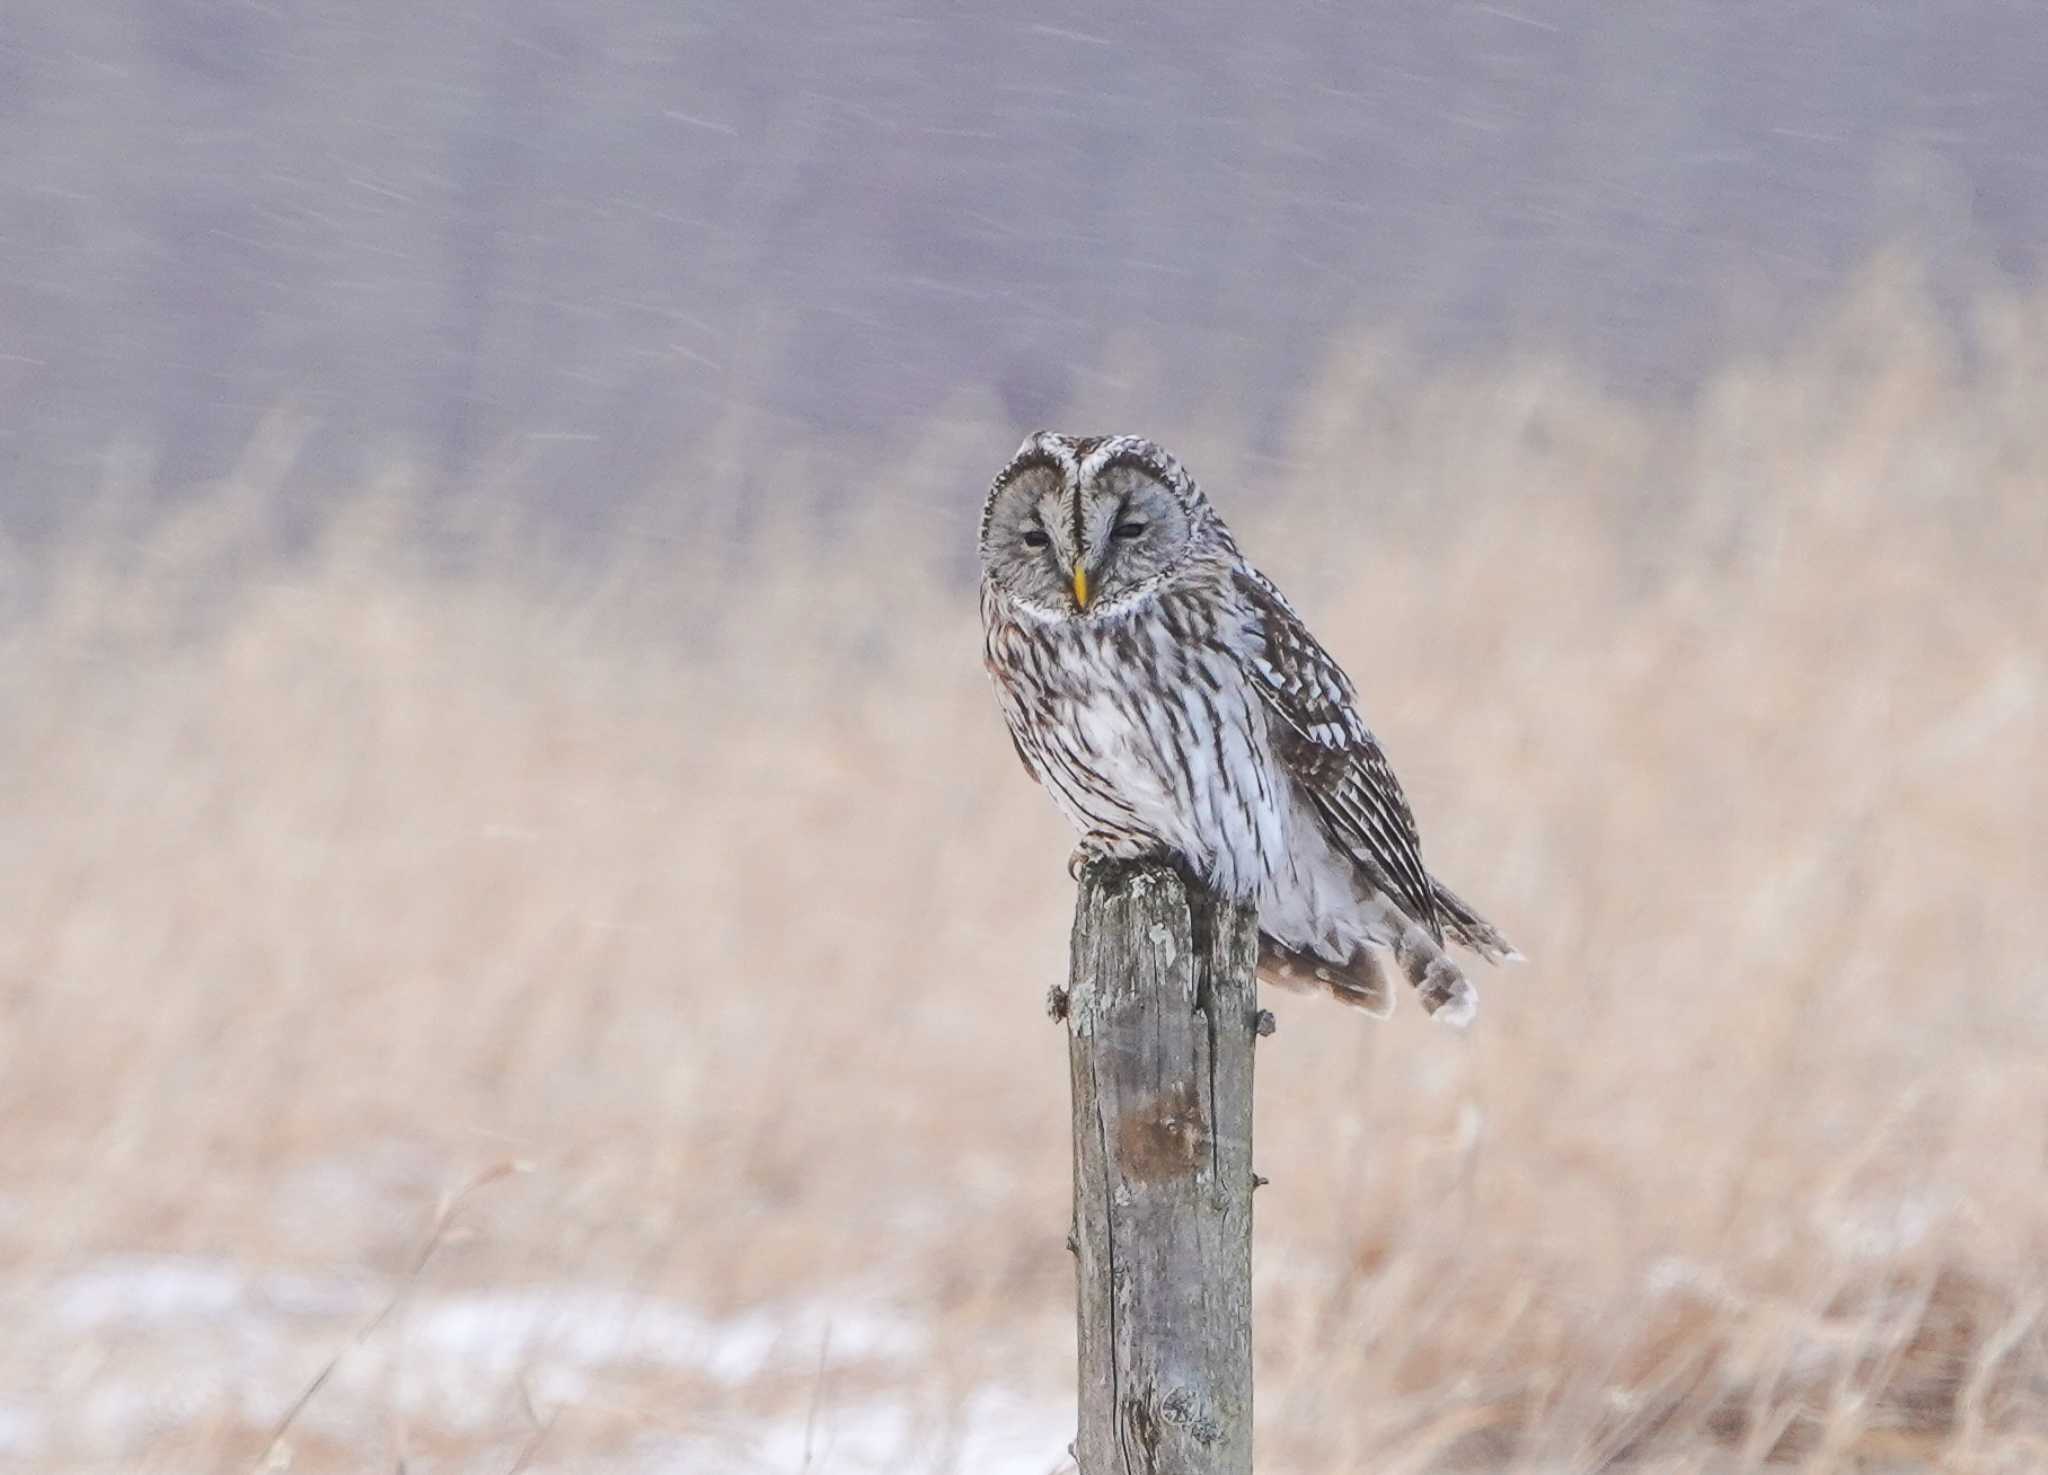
[983,565,1439,934]
[982,559,1517,1023]
[980,574,1285,896]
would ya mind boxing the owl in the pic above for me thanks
[978,431,1517,1024]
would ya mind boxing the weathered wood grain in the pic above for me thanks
[1066,859,1261,1475]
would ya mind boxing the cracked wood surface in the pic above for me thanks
[1067,860,1259,1475]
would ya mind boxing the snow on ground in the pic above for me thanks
[3,1254,1072,1473]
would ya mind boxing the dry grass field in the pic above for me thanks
[3,260,2045,1472]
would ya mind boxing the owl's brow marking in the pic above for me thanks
[1095,451,1167,485]
[995,454,1059,494]
[980,450,1060,548]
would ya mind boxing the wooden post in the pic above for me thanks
[1059,859,1263,1475]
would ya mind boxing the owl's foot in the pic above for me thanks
[1067,837,1116,882]
[1069,835,1180,882]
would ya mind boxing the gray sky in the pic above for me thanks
[4,1,2043,529]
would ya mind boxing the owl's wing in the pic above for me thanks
[1232,566,1442,940]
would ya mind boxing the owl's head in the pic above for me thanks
[977,432,1223,620]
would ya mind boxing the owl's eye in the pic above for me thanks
[1022,528,1050,549]
[1112,520,1146,540]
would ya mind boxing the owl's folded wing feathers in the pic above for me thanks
[1231,566,1444,941]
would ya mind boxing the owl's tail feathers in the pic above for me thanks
[1389,916,1479,1028]
[1259,885,1512,1029]
[1258,937,1394,1019]
[1432,879,1523,965]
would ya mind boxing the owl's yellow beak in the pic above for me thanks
[1072,567,1090,608]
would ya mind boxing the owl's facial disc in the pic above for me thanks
[979,446,1197,619]
[1073,462,1193,612]
[979,459,1084,618]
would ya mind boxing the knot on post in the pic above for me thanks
[1115,1080,1210,1185]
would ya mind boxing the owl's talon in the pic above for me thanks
[1067,838,1114,881]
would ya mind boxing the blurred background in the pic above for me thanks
[3,4,2045,1472]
